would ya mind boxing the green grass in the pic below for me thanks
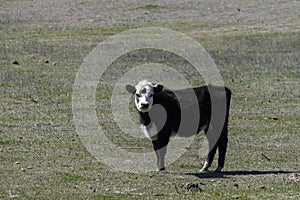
[137,4,160,10]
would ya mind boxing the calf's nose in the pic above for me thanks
[141,103,149,109]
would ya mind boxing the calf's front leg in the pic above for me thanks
[152,140,168,171]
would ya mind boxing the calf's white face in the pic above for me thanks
[126,80,163,113]
[134,83,154,113]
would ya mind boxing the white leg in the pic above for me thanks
[156,146,167,171]
[200,161,210,172]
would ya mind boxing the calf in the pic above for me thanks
[126,80,231,172]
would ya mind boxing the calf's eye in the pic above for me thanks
[136,93,141,98]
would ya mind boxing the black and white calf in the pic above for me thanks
[126,80,231,172]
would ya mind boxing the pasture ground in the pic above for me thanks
[0,0,299,199]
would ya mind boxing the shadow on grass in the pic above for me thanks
[185,170,299,179]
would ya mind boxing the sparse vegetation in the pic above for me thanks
[0,0,299,199]
[137,4,161,10]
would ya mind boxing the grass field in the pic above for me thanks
[1,0,300,199]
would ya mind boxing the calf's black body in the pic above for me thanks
[131,83,231,172]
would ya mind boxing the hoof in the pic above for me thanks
[215,166,223,172]
[200,167,209,172]
[158,167,165,171]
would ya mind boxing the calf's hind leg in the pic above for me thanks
[200,125,220,172]
[215,127,228,172]
[200,137,218,172]
[200,127,228,172]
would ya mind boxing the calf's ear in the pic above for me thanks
[153,84,164,94]
[125,84,136,94]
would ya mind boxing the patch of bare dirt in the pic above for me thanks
[1,0,300,33]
